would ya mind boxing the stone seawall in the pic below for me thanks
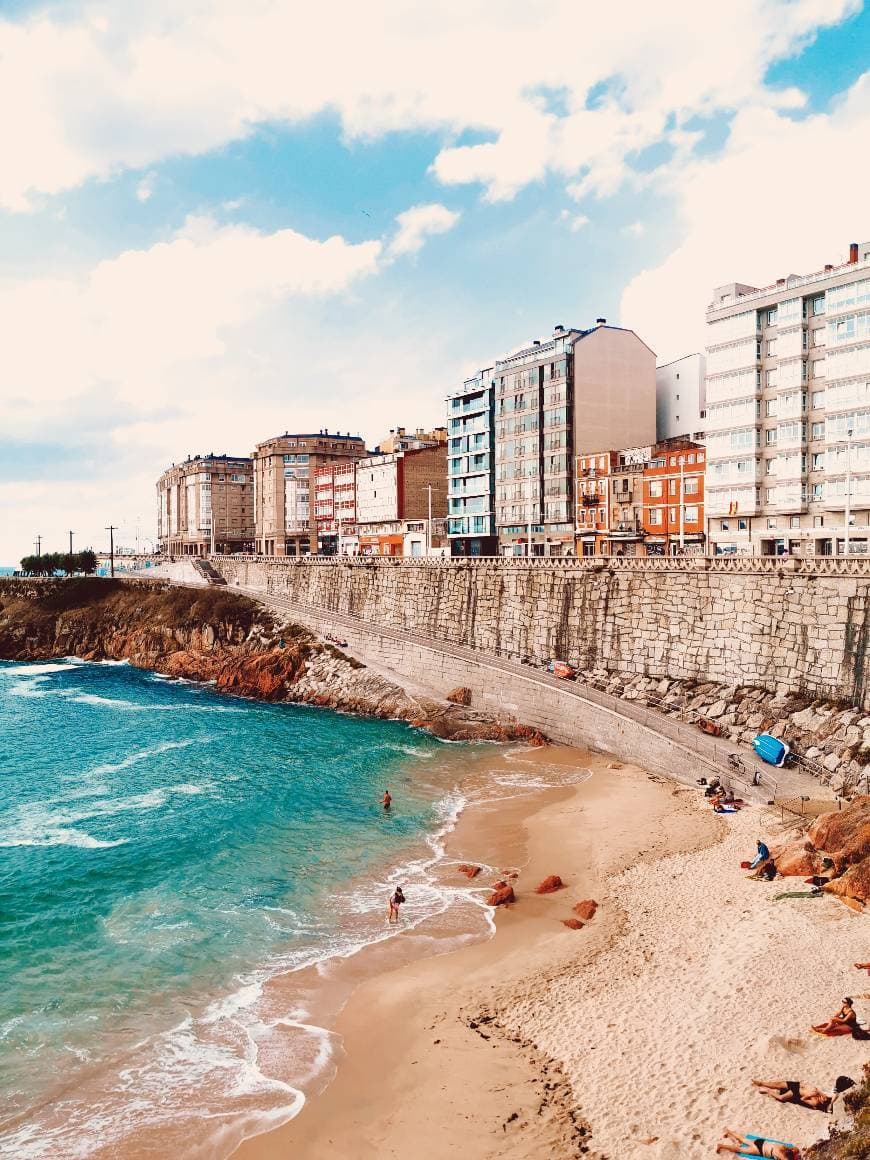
[211,558,870,709]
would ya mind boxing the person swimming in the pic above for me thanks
[381,789,392,811]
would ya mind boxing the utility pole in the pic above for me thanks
[68,530,74,576]
[105,525,118,576]
[426,484,434,556]
[678,456,686,553]
[845,427,854,557]
[34,534,41,558]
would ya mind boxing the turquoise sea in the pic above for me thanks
[0,658,497,1156]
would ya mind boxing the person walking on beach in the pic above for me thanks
[388,885,405,924]
[381,789,392,812]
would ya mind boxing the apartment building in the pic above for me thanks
[355,446,448,556]
[446,369,497,556]
[314,461,358,555]
[706,240,870,556]
[493,321,656,556]
[252,431,367,556]
[656,353,706,442]
[376,426,448,453]
[156,454,254,556]
[575,446,650,556]
[642,440,706,555]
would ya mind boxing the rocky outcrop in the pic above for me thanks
[534,875,565,894]
[573,900,598,921]
[773,797,870,904]
[561,918,584,930]
[0,579,546,745]
[446,686,472,706]
[487,882,516,907]
[457,864,481,879]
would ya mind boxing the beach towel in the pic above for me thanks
[738,1134,798,1157]
[773,890,823,900]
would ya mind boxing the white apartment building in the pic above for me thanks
[705,240,870,556]
[656,353,706,442]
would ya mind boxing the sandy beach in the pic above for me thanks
[232,756,868,1160]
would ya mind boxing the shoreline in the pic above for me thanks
[230,764,867,1160]
[230,757,721,1160]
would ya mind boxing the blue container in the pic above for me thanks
[752,732,788,767]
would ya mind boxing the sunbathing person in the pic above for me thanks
[751,1076,854,1111]
[856,961,870,974]
[715,1128,799,1158]
[811,997,858,1036]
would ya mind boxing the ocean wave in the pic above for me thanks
[0,827,127,849]
[0,661,76,676]
[84,739,195,778]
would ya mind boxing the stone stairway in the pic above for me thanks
[192,558,227,585]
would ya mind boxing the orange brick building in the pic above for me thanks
[576,446,650,556]
[641,440,706,556]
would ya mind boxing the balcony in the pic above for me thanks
[581,494,602,507]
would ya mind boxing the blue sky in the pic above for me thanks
[1,0,869,563]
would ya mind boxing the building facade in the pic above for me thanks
[575,446,650,556]
[705,240,870,556]
[355,446,448,556]
[446,369,498,556]
[376,426,448,453]
[656,352,706,442]
[314,461,358,555]
[641,440,706,555]
[156,455,254,556]
[252,432,367,556]
[493,321,656,557]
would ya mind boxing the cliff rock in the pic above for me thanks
[487,882,516,906]
[773,796,870,904]
[535,875,565,894]
[573,900,598,921]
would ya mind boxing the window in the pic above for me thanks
[790,516,800,529]
[767,308,778,325]
[649,509,663,525]
[813,328,826,347]
[669,479,677,495]
[813,296,825,316]
[766,369,778,387]
[766,398,778,417]
[812,452,825,470]
[669,456,676,466]
[738,518,748,531]
[812,421,825,439]
[688,453,695,463]
[767,518,777,529]
[813,361,826,379]
[813,516,824,527]
[765,459,776,475]
[684,476,699,495]
[720,519,730,531]
[767,339,777,356]
[766,429,778,444]
[766,488,777,502]
[669,507,677,522]
[684,505,698,522]
[649,480,663,497]
[812,483,823,500]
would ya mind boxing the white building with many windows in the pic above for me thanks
[705,240,870,556]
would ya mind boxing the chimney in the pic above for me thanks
[776,278,786,287]
[554,324,564,332]
[850,242,859,264]
[824,264,834,273]
[532,339,541,346]
[595,317,606,326]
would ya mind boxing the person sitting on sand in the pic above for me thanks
[715,1129,799,1159]
[751,1076,854,1112]
[381,789,392,812]
[856,962,870,974]
[750,840,771,870]
[387,885,405,924]
[812,998,858,1037]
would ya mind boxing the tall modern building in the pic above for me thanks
[492,321,656,556]
[656,353,706,442]
[252,431,367,556]
[446,368,497,556]
[705,240,870,556]
[156,454,254,556]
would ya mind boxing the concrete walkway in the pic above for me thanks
[228,581,834,809]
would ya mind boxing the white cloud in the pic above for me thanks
[620,72,870,363]
[622,221,645,238]
[0,0,859,210]
[388,203,460,256]
[136,172,156,201]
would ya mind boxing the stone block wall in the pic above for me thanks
[212,559,870,709]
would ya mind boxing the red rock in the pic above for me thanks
[824,858,870,904]
[446,686,472,706]
[771,841,818,877]
[561,918,584,929]
[457,864,481,879]
[535,875,565,894]
[487,884,515,906]
[573,899,598,921]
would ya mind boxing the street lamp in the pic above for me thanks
[678,455,686,553]
[67,530,74,576]
[845,426,854,557]
[426,484,441,556]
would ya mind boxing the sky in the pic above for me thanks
[2,0,870,564]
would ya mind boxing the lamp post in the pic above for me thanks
[845,427,854,557]
[105,525,117,577]
[67,530,74,576]
[34,534,41,559]
[678,456,686,553]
